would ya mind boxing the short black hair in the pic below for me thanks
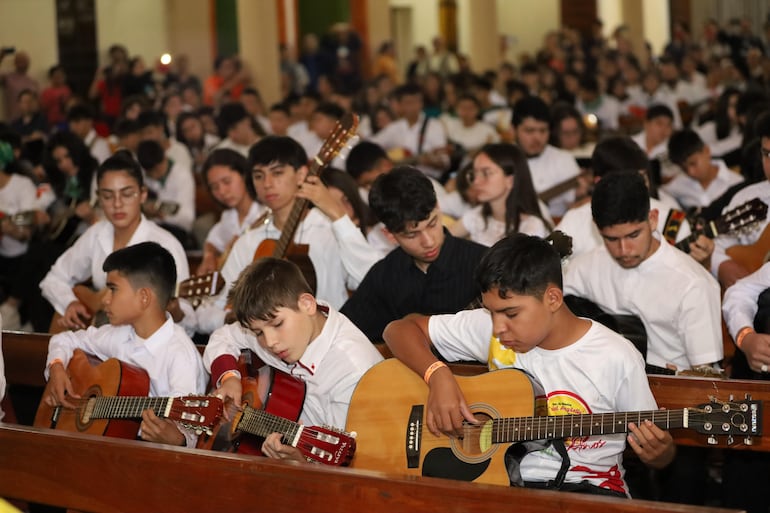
[136,140,166,171]
[248,135,307,171]
[667,129,705,166]
[646,103,674,122]
[66,103,95,122]
[97,150,144,188]
[269,102,290,116]
[136,110,165,130]
[591,170,650,229]
[476,233,563,299]
[346,141,388,179]
[513,96,550,127]
[113,117,141,137]
[368,166,437,233]
[394,83,423,100]
[217,102,250,135]
[591,136,649,178]
[313,101,345,120]
[103,241,177,307]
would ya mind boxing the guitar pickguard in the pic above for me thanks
[422,447,491,481]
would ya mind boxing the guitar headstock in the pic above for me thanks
[713,198,769,237]
[546,230,573,261]
[168,396,224,435]
[1,210,36,227]
[312,112,359,173]
[688,399,762,440]
[298,425,357,466]
[176,272,225,308]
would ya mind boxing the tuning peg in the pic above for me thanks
[707,435,717,445]
[350,431,358,438]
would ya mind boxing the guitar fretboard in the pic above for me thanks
[272,160,320,258]
[238,405,302,445]
[87,396,171,420]
[491,409,686,443]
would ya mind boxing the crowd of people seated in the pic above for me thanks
[5,14,770,512]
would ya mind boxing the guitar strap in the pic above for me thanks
[662,209,687,244]
[416,116,430,156]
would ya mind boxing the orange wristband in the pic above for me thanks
[423,361,448,384]
[219,370,240,386]
[736,327,755,349]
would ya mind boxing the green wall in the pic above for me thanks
[215,0,239,57]
[298,0,350,37]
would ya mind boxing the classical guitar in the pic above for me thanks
[346,359,763,486]
[677,198,768,254]
[726,201,770,273]
[252,112,360,293]
[34,349,223,439]
[538,169,592,204]
[198,353,356,466]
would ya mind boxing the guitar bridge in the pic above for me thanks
[406,405,423,469]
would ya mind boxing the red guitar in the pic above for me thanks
[34,349,223,439]
[198,354,356,466]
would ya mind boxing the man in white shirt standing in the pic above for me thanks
[513,96,580,219]
[370,83,449,181]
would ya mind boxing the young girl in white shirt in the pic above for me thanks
[197,149,266,275]
[450,143,550,246]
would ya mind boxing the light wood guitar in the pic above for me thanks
[34,349,223,439]
[727,217,770,274]
[346,359,763,486]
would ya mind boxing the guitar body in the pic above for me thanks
[33,349,150,439]
[727,223,770,274]
[252,238,317,295]
[197,364,306,456]
[346,359,534,486]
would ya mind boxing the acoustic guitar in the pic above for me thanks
[726,200,770,273]
[0,209,36,228]
[346,359,763,486]
[677,198,768,255]
[34,349,223,439]
[198,352,356,466]
[251,112,360,293]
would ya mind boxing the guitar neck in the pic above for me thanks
[237,405,303,446]
[273,160,322,258]
[85,396,174,420]
[538,176,580,203]
[492,409,687,443]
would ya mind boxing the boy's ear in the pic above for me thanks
[544,285,563,312]
[138,287,152,309]
[382,227,398,245]
[297,292,317,315]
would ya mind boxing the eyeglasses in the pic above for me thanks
[97,188,141,204]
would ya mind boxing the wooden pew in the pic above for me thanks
[3,330,769,451]
[0,424,743,513]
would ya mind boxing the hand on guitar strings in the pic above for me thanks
[426,370,479,438]
[295,175,347,222]
[140,409,187,446]
[626,418,676,469]
[261,432,305,463]
[213,374,243,420]
[60,300,92,330]
[45,363,81,409]
[688,234,714,267]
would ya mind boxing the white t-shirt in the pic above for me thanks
[369,114,448,179]
[695,122,742,158]
[45,315,208,446]
[428,309,656,496]
[84,128,112,164]
[204,303,383,427]
[564,239,723,370]
[556,197,691,259]
[0,173,37,257]
[662,159,743,210]
[460,205,548,247]
[527,145,581,218]
[444,118,500,152]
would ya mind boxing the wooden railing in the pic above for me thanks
[0,423,743,513]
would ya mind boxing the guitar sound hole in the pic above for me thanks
[454,412,493,458]
[75,385,102,431]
